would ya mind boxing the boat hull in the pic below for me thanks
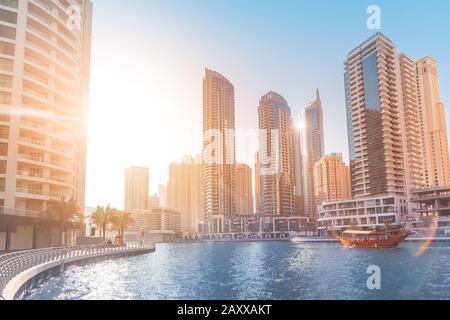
[337,231,410,249]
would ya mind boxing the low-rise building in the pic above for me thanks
[317,194,409,235]
[410,187,450,237]
[149,208,182,242]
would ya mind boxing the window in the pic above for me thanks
[0,8,17,24]
[0,142,7,156]
[0,0,18,9]
[0,41,14,56]
[0,57,13,72]
[0,25,15,40]
[0,91,11,104]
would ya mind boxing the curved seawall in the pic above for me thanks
[0,244,155,300]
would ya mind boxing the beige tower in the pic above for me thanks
[398,54,424,191]
[0,0,92,215]
[258,91,295,216]
[167,155,204,234]
[345,33,405,198]
[124,167,149,212]
[202,69,236,233]
[235,163,253,216]
[314,154,351,207]
[416,57,450,187]
[300,90,324,221]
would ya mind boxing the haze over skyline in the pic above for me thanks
[85,0,450,209]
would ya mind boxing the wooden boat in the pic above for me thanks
[336,227,413,249]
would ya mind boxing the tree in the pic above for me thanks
[45,197,81,246]
[111,210,134,243]
[91,205,116,240]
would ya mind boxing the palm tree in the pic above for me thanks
[91,205,116,240]
[111,210,134,243]
[45,197,81,246]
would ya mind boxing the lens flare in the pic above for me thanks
[415,217,439,257]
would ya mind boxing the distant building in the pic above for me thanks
[124,167,149,212]
[149,208,182,242]
[148,194,159,210]
[314,154,351,207]
[254,152,261,215]
[258,91,296,217]
[416,57,450,188]
[300,90,324,221]
[202,69,236,232]
[167,156,204,234]
[235,163,254,216]
[399,54,424,191]
[158,184,167,208]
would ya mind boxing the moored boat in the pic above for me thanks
[336,227,414,248]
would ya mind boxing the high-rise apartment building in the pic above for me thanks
[398,53,424,191]
[416,57,450,188]
[124,167,149,212]
[235,163,253,216]
[202,69,236,232]
[300,90,324,221]
[0,0,92,251]
[258,91,295,216]
[344,33,405,198]
[292,121,304,216]
[254,152,260,215]
[314,153,351,207]
[167,155,204,234]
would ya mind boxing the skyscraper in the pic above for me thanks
[292,121,304,216]
[0,0,92,250]
[167,155,204,234]
[254,152,261,215]
[344,33,405,198]
[398,53,424,191]
[300,90,324,221]
[416,57,450,188]
[258,91,295,216]
[235,163,253,216]
[124,167,149,212]
[314,153,351,206]
[202,69,236,233]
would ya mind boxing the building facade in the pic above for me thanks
[258,91,296,216]
[314,153,351,207]
[317,195,408,234]
[235,163,253,216]
[167,155,203,234]
[300,90,324,221]
[202,68,236,232]
[124,167,149,212]
[0,0,92,251]
[398,53,424,191]
[416,57,450,188]
[344,33,405,198]
[149,207,181,242]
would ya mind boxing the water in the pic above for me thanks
[25,241,450,300]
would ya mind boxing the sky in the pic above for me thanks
[85,0,450,209]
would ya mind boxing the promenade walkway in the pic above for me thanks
[0,243,155,300]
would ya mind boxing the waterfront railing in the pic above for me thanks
[0,243,155,299]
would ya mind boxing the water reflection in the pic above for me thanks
[26,242,450,300]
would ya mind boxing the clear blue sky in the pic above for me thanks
[86,0,450,208]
